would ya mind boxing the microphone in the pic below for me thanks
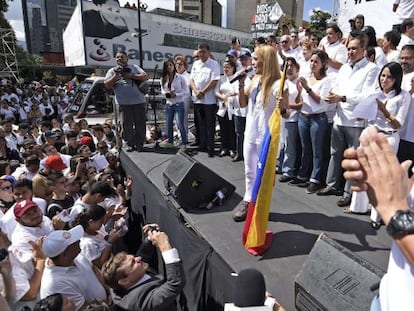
[206,187,227,209]
[154,64,159,71]
[233,269,266,307]
[230,66,253,84]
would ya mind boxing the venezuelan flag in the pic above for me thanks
[242,63,286,256]
[242,107,281,255]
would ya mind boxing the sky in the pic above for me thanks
[5,0,334,43]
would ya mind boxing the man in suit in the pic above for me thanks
[102,224,185,311]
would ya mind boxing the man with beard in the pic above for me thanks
[105,51,148,152]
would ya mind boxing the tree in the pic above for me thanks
[309,9,332,41]
[0,0,12,13]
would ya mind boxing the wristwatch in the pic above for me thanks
[386,210,414,238]
[341,95,347,102]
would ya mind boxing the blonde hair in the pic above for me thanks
[248,45,281,107]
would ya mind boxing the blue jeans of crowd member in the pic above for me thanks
[233,115,246,158]
[297,113,329,184]
[165,102,187,144]
[282,121,301,178]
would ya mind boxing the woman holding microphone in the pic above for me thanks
[232,45,288,222]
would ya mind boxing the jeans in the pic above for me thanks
[165,102,187,144]
[233,115,246,157]
[282,121,301,177]
[297,113,329,183]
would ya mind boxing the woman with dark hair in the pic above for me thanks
[159,58,188,148]
[215,59,238,158]
[279,57,302,183]
[382,30,401,63]
[34,293,76,311]
[290,50,332,194]
[347,62,411,225]
[361,25,386,67]
[75,204,122,268]
[354,14,365,31]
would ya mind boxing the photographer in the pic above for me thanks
[105,51,148,152]
[102,224,185,311]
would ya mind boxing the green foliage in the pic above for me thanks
[278,15,296,36]
[309,9,332,41]
[0,0,11,13]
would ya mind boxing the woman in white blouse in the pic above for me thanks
[291,50,332,194]
[348,62,411,227]
[215,59,237,157]
[159,58,188,148]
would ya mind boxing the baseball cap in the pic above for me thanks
[45,155,67,171]
[42,225,84,258]
[227,49,238,58]
[14,199,38,218]
[0,175,15,184]
[239,50,252,59]
[80,136,93,145]
[44,130,57,138]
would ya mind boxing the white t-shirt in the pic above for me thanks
[0,198,47,241]
[394,0,414,23]
[80,233,110,263]
[400,72,414,142]
[40,254,107,311]
[190,58,221,105]
[244,79,286,145]
[378,186,414,311]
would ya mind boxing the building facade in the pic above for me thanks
[22,0,77,55]
[175,0,222,26]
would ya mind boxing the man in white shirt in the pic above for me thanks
[40,225,107,311]
[397,18,414,50]
[317,35,379,207]
[190,43,220,157]
[9,200,53,310]
[322,23,348,75]
[393,0,414,31]
[398,44,414,174]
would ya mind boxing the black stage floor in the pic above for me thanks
[120,146,391,311]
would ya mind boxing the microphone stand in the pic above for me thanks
[149,65,159,146]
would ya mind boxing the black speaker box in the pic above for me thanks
[163,151,236,211]
[295,233,385,311]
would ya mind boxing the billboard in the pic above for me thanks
[63,0,252,69]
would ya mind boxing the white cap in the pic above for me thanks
[42,225,84,258]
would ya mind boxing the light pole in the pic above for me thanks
[137,0,147,68]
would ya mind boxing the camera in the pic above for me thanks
[114,217,128,236]
[147,225,159,233]
[0,248,8,261]
[165,93,172,99]
[115,65,131,74]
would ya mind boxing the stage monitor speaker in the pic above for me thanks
[295,233,384,311]
[163,151,236,211]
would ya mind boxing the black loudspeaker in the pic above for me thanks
[163,151,236,211]
[295,233,385,311]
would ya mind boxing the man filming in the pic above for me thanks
[105,51,148,152]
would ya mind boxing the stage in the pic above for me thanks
[120,146,391,311]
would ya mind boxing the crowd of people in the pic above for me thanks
[0,1,413,309]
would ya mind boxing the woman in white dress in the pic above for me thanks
[232,45,288,222]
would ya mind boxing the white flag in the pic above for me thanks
[268,2,284,23]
